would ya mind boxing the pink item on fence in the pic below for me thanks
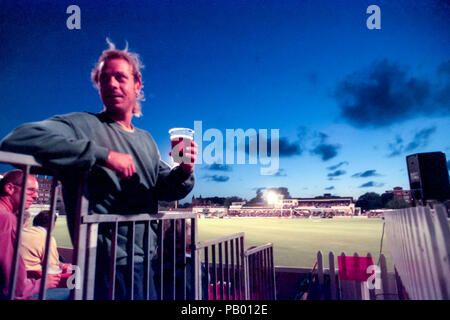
[337,256,374,282]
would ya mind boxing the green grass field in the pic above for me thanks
[53,216,390,269]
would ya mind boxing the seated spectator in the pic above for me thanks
[0,170,64,299]
[21,210,71,274]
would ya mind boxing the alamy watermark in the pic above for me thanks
[66,5,81,30]
[65,5,380,31]
[366,265,381,290]
[366,5,381,30]
[191,121,280,176]
[66,265,82,290]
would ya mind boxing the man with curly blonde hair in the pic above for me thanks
[1,40,197,300]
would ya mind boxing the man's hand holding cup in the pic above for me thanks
[169,128,197,174]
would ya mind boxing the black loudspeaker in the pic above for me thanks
[406,152,450,204]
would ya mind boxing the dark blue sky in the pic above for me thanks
[1,0,449,202]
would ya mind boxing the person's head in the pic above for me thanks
[0,170,38,212]
[91,39,144,118]
[33,210,57,231]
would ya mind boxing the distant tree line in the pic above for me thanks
[355,192,410,212]
[176,196,247,208]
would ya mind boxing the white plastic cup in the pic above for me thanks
[47,264,62,274]
[169,128,194,164]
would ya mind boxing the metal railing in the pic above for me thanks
[61,169,199,300]
[194,233,246,300]
[76,212,198,300]
[244,243,276,300]
[384,205,450,300]
[1,150,279,300]
[0,151,199,300]
[0,151,61,300]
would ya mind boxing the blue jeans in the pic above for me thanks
[94,262,157,300]
[30,288,70,300]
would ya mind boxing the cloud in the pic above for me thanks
[204,163,232,171]
[312,144,340,161]
[202,175,230,182]
[359,181,385,188]
[243,136,302,157]
[310,132,341,161]
[294,127,341,161]
[327,170,346,180]
[435,60,450,107]
[278,138,303,157]
[251,187,267,191]
[333,59,450,128]
[327,161,349,171]
[387,126,437,157]
[352,170,382,178]
[325,186,335,190]
[405,127,437,152]
[387,135,404,157]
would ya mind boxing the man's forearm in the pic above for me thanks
[0,119,108,169]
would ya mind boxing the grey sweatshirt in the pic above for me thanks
[0,111,195,265]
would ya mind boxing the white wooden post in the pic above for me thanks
[329,252,337,300]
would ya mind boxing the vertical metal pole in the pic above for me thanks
[261,251,266,300]
[128,222,135,300]
[170,219,176,300]
[143,221,150,300]
[235,238,240,300]
[245,253,250,300]
[39,177,59,300]
[219,242,224,300]
[190,217,198,300]
[8,166,30,300]
[212,244,217,300]
[70,173,89,300]
[267,249,272,300]
[240,236,247,300]
[157,220,164,300]
[270,246,276,300]
[203,247,209,300]
[108,222,118,300]
[181,219,186,300]
[225,241,230,300]
[230,240,235,300]
[84,222,98,300]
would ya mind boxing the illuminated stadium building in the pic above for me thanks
[284,196,357,216]
[227,194,357,217]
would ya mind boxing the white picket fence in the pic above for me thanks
[383,205,450,300]
[315,251,398,300]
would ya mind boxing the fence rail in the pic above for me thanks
[0,151,59,300]
[78,212,198,300]
[0,151,200,300]
[244,243,276,300]
[194,233,246,300]
[1,150,279,300]
[384,205,450,300]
